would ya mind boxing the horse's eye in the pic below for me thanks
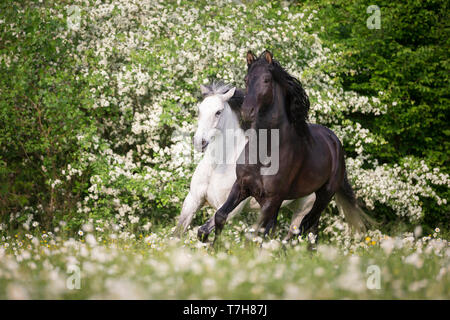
[215,110,222,117]
[264,77,271,83]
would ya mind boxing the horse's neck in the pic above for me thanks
[255,84,295,139]
[224,105,246,163]
[209,104,246,166]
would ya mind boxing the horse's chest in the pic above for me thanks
[206,165,236,207]
[237,165,288,201]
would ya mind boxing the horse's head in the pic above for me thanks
[241,50,275,124]
[242,50,310,137]
[194,83,237,152]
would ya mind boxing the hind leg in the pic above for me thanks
[253,198,283,238]
[299,187,334,249]
[284,193,316,241]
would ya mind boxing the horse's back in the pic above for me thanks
[308,124,341,146]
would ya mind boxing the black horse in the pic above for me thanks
[198,50,375,245]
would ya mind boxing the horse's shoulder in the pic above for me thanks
[190,159,212,187]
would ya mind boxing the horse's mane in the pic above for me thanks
[201,81,245,112]
[202,81,233,96]
[251,55,311,138]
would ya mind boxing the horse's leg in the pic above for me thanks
[173,191,205,237]
[253,198,283,238]
[209,181,249,244]
[198,199,248,242]
[299,187,334,250]
[284,193,316,241]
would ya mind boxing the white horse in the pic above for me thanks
[174,82,316,240]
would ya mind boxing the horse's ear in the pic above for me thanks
[263,50,273,64]
[221,87,236,102]
[200,84,211,96]
[246,51,256,67]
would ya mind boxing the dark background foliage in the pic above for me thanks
[0,2,95,228]
[305,0,449,228]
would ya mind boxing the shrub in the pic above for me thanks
[0,0,447,234]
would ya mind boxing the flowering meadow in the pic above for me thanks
[0,0,449,299]
[0,220,449,299]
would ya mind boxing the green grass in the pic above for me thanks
[0,221,448,299]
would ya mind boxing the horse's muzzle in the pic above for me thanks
[201,139,209,152]
[241,107,256,125]
[194,138,209,152]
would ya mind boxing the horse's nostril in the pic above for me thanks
[201,139,209,151]
[245,108,255,119]
[242,107,255,121]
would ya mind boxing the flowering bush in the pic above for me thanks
[0,0,448,300]
[0,0,448,235]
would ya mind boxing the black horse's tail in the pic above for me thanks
[335,171,378,232]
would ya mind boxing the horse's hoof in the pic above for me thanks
[197,226,210,243]
[173,223,188,238]
[172,228,182,238]
[307,242,317,252]
[283,233,292,242]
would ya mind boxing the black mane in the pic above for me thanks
[228,88,245,112]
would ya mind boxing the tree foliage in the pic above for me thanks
[309,0,449,167]
[0,0,448,233]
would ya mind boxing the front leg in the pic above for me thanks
[173,191,205,237]
[210,182,248,244]
[197,199,248,242]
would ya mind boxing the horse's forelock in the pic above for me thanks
[248,55,270,73]
[202,81,233,97]
[202,81,243,114]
